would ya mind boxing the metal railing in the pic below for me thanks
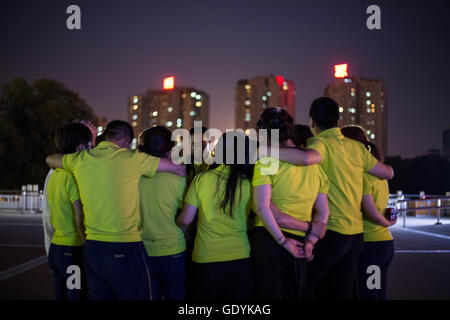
[389,192,450,228]
[0,185,43,214]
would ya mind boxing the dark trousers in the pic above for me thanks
[357,240,394,300]
[303,230,364,300]
[191,258,254,300]
[83,240,151,300]
[48,244,86,300]
[250,227,308,300]
[146,251,186,300]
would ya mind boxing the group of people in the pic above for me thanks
[42,96,396,301]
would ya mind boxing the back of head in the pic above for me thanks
[105,120,134,142]
[213,131,254,217]
[293,124,313,149]
[56,122,93,154]
[341,125,383,161]
[257,107,294,143]
[309,97,339,130]
[138,126,174,157]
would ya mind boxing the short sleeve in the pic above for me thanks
[184,175,200,208]
[363,148,378,172]
[306,137,326,162]
[135,151,161,178]
[363,173,374,196]
[252,158,273,186]
[317,166,330,194]
[62,153,77,172]
[66,172,80,204]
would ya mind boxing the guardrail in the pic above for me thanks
[0,185,43,214]
[389,193,450,228]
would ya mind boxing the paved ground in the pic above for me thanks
[0,211,449,300]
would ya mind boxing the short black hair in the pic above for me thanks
[309,97,339,130]
[105,120,134,141]
[56,123,92,154]
[138,126,174,157]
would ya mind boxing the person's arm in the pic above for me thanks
[46,154,64,169]
[176,203,198,232]
[310,193,329,239]
[270,203,309,232]
[72,200,86,241]
[157,157,186,177]
[277,148,322,166]
[253,185,305,258]
[362,195,396,227]
[367,162,394,180]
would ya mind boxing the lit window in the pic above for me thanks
[132,115,138,120]
[176,118,182,128]
[367,108,371,113]
[190,92,197,98]
[350,92,355,97]
[133,97,139,103]
[370,133,375,139]
[262,96,267,101]
[245,100,250,106]
[262,104,267,109]
[133,105,138,110]
[339,107,344,113]
[245,84,251,90]
[153,111,158,117]
[267,91,271,97]
[244,129,251,135]
[283,84,288,90]
[190,110,196,116]
[97,126,103,134]
[195,101,202,107]
[245,113,251,122]
[366,92,371,97]
[166,121,173,127]
[182,93,187,99]
[196,94,202,100]
[168,107,173,112]
[367,130,371,135]
[366,100,371,105]
[132,121,137,127]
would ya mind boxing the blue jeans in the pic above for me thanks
[48,244,86,300]
[83,240,151,300]
[146,251,186,300]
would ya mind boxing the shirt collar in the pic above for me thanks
[315,127,344,140]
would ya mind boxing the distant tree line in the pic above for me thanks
[386,154,450,195]
[0,78,97,190]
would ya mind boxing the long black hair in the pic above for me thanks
[138,126,174,157]
[209,131,254,218]
[341,125,383,161]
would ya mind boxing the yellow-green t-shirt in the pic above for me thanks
[48,168,84,246]
[63,141,160,243]
[252,157,330,237]
[184,165,251,263]
[307,128,378,235]
[362,173,393,242]
[140,172,186,256]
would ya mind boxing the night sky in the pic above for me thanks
[1,0,449,158]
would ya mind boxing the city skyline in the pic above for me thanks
[1,1,450,158]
